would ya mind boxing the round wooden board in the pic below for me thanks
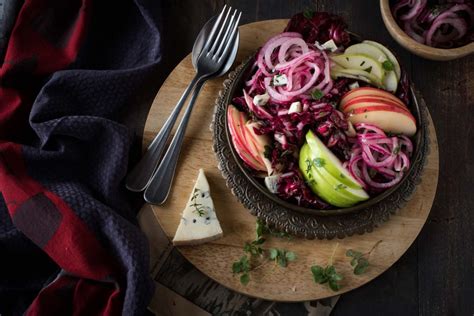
[143,20,439,302]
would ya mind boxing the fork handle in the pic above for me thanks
[144,80,205,204]
[125,74,203,192]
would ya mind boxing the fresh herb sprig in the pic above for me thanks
[310,243,343,291]
[232,256,251,285]
[244,238,265,256]
[346,240,382,275]
[269,248,297,267]
[256,219,292,240]
[382,60,394,71]
[303,8,315,19]
[311,89,324,100]
[232,220,295,285]
[190,188,207,217]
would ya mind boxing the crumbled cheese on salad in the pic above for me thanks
[288,101,302,114]
[273,74,288,86]
[253,92,270,106]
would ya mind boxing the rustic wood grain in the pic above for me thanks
[142,19,439,302]
[132,1,473,314]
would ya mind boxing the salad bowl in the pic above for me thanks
[221,55,426,217]
[212,17,431,238]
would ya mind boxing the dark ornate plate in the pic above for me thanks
[212,56,430,239]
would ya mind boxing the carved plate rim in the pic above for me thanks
[210,57,430,239]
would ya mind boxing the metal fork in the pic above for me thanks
[142,7,241,204]
[125,6,240,193]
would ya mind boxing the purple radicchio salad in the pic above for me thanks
[227,11,418,209]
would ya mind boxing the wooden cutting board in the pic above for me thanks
[142,19,439,301]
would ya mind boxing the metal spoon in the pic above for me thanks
[125,10,238,192]
[143,17,240,205]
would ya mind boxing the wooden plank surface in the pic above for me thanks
[143,18,439,302]
[134,1,473,314]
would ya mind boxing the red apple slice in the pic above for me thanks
[227,106,267,171]
[238,112,265,165]
[342,94,406,109]
[348,106,417,136]
[228,110,261,170]
[342,98,409,113]
[341,87,405,107]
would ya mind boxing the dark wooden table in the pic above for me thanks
[136,1,473,315]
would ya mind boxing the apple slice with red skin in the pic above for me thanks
[228,109,263,170]
[238,113,270,170]
[238,111,263,163]
[340,94,407,109]
[227,105,267,171]
[233,108,266,168]
[348,105,417,136]
[341,87,405,107]
[342,98,409,113]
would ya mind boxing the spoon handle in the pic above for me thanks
[144,80,204,204]
[125,74,202,192]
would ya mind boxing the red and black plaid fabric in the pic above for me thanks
[0,0,161,314]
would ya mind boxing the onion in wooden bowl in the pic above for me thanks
[380,0,474,60]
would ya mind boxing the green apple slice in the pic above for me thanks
[345,43,399,92]
[299,144,356,208]
[345,43,388,63]
[330,54,385,80]
[383,71,398,93]
[305,130,364,189]
[362,40,401,80]
[331,68,383,88]
[313,164,369,202]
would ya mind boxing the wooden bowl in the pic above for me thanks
[380,0,474,61]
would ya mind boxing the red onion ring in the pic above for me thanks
[345,123,413,191]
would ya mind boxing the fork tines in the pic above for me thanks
[203,5,242,61]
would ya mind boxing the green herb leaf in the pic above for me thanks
[325,265,336,276]
[346,243,380,275]
[313,158,326,168]
[305,159,312,173]
[347,249,363,258]
[269,248,278,260]
[354,258,369,275]
[303,8,314,19]
[329,279,341,291]
[277,256,287,267]
[334,183,347,191]
[311,89,324,100]
[311,265,327,283]
[253,237,266,245]
[240,273,250,285]
[382,60,394,71]
[332,272,343,281]
[232,261,242,273]
[285,251,297,261]
[243,243,251,253]
[311,264,343,291]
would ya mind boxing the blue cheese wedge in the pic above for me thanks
[172,169,223,246]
